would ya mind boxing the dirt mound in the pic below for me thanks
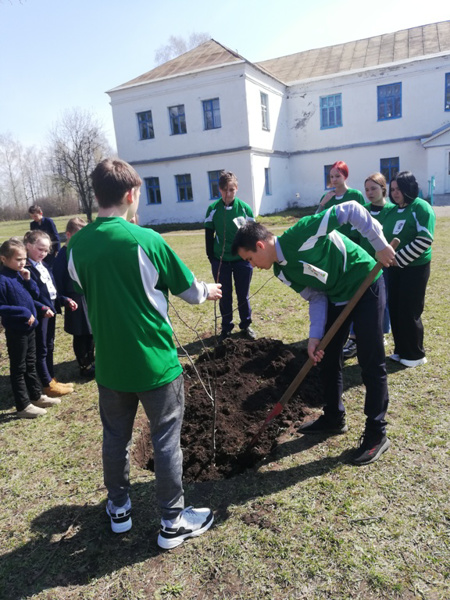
[133,337,323,482]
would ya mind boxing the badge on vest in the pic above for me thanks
[393,220,405,235]
[233,216,246,228]
[300,261,328,284]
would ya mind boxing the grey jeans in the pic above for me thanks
[98,374,185,520]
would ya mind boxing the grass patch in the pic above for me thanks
[0,213,448,599]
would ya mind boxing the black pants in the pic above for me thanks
[35,315,56,386]
[321,278,389,435]
[211,258,253,334]
[386,262,430,361]
[5,328,42,411]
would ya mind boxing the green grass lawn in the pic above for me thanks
[0,213,448,599]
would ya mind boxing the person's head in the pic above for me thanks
[219,171,238,206]
[389,171,419,206]
[24,230,51,263]
[364,172,387,205]
[231,221,276,269]
[329,161,349,190]
[28,205,43,222]
[65,217,87,241]
[90,158,142,211]
[0,238,27,271]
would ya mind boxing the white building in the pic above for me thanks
[107,20,450,225]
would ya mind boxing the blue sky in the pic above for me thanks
[1,0,448,149]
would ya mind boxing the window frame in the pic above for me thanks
[207,170,222,200]
[169,104,187,135]
[144,176,161,205]
[175,174,193,202]
[264,168,272,195]
[445,73,450,111]
[203,98,221,130]
[320,94,342,129]
[380,157,400,184]
[377,83,402,121]
[260,92,270,131]
[137,110,154,140]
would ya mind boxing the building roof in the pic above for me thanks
[257,21,450,84]
[110,20,450,92]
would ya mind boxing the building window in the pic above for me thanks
[320,94,342,129]
[137,111,154,140]
[144,177,161,205]
[324,164,333,189]
[203,98,221,130]
[208,170,222,199]
[445,73,450,111]
[261,92,270,131]
[175,174,193,202]
[169,105,187,135]
[377,83,402,120]
[380,157,400,183]
[264,168,272,195]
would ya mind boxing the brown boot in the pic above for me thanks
[51,378,74,391]
[44,380,73,397]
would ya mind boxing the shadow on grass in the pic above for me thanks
[0,438,351,599]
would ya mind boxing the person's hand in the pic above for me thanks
[206,283,222,301]
[319,190,335,208]
[42,307,54,318]
[308,337,324,364]
[375,245,396,267]
[67,299,78,311]
[20,267,31,281]
[27,314,35,326]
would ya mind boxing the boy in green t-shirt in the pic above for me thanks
[204,171,255,342]
[68,158,222,549]
[232,202,396,466]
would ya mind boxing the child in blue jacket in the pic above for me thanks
[0,238,61,418]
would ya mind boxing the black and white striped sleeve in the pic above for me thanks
[395,236,432,268]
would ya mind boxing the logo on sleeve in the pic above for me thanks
[393,220,406,235]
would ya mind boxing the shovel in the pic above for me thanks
[247,238,399,449]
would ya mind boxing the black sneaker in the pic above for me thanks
[298,414,348,435]
[351,433,391,466]
[241,326,256,340]
[218,331,231,344]
[343,338,357,359]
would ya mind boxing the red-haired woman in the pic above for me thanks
[317,161,365,241]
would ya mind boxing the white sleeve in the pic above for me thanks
[335,201,388,252]
[176,279,209,304]
[300,287,328,339]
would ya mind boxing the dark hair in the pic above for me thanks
[90,158,142,208]
[231,221,273,255]
[331,161,349,179]
[66,217,87,234]
[0,237,25,259]
[28,205,42,215]
[393,171,419,204]
[219,170,238,190]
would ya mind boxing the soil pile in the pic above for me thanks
[133,337,323,482]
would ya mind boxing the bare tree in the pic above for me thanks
[155,32,210,65]
[49,109,111,222]
[0,133,25,210]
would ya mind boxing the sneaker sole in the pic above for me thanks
[299,425,348,435]
[106,507,132,534]
[157,513,214,550]
[352,438,391,466]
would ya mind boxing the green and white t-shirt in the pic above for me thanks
[274,205,380,305]
[357,201,396,257]
[382,198,435,267]
[204,197,254,261]
[318,188,365,241]
[68,217,197,392]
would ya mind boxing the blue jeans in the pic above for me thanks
[211,258,253,333]
[98,374,185,520]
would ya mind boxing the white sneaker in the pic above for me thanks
[17,404,47,419]
[400,357,427,368]
[106,498,132,533]
[157,506,214,550]
[389,353,401,362]
[33,394,61,408]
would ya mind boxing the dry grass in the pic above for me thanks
[0,213,448,599]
